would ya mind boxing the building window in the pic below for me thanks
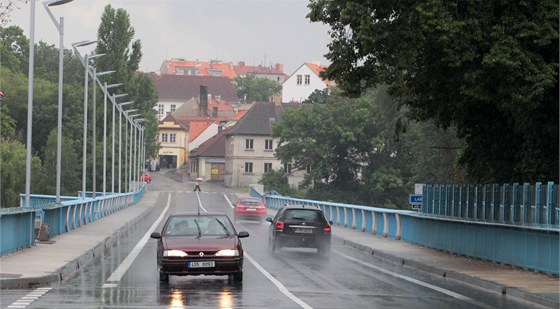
[170,104,176,113]
[161,133,168,143]
[304,74,310,85]
[245,139,254,150]
[158,104,164,117]
[264,163,272,173]
[265,139,273,150]
[245,162,253,173]
[296,75,302,85]
[170,133,176,143]
[283,163,292,174]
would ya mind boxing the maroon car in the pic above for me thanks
[150,212,249,283]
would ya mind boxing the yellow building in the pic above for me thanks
[158,114,189,169]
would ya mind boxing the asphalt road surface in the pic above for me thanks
[1,173,547,308]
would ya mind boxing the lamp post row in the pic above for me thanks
[25,0,147,208]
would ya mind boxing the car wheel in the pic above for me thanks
[159,272,169,282]
[233,272,243,282]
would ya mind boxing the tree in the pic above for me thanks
[234,75,282,103]
[94,5,158,163]
[0,139,44,208]
[307,0,559,183]
[0,25,28,72]
[42,129,80,196]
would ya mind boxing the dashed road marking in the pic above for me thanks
[7,287,52,308]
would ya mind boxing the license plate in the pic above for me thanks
[295,228,313,234]
[188,261,215,268]
[246,208,256,211]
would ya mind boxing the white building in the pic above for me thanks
[281,62,335,103]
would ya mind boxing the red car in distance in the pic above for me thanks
[139,172,152,183]
[234,196,267,223]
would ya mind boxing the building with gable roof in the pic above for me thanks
[189,127,230,182]
[223,102,306,188]
[151,74,238,120]
[281,62,335,103]
[158,113,190,169]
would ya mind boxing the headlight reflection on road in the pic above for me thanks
[169,289,184,308]
[219,290,233,308]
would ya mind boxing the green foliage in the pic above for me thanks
[0,139,44,208]
[42,129,81,196]
[259,170,298,197]
[307,0,559,183]
[0,25,28,73]
[234,75,282,103]
[273,86,464,209]
[0,103,16,139]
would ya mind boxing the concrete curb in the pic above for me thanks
[339,238,559,308]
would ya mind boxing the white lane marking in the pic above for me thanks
[223,194,235,209]
[102,193,171,288]
[244,253,313,309]
[7,287,52,308]
[195,191,208,212]
[334,250,490,305]
[222,194,312,308]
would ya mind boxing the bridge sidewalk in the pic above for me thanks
[331,225,559,308]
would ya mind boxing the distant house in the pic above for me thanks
[281,62,335,103]
[160,58,287,83]
[150,74,238,120]
[158,114,189,169]
[224,102,305,188]
[189,127,230,182]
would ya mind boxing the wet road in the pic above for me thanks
[1,173,547,308]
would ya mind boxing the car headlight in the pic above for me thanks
[163,250,188,257]
[215,249,239,257]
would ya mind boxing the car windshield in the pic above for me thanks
[283,209,324,223]
[240,198,261,205]
[164,215,234,236]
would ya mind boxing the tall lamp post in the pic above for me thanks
[101,82,121,196]
[43,0,74,204]
[135,118,146,189]
[91,69,114,198]
[24,0,36,208]
[127,113,142,192]
[114,98,131,193]
[121,108,137,192]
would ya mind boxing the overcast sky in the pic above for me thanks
[8,0,332,75]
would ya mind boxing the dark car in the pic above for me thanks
[233,196,267,223]
[150,212,249,283]
[266,205,332,255]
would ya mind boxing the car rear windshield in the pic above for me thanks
[283,209,325,223]
[240,198,262,205]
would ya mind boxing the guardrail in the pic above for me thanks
[256,187,559,275]
[0,184,146,256]
[422,182,559,227]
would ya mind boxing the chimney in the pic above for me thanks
[276,63,283,73]
[199,85,208,116]
[212,106,218,118]
[238,61,245,67]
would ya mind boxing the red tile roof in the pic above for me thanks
[305,63,335,87]
[161,59,287,80]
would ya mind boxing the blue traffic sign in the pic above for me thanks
[409,194,422,204]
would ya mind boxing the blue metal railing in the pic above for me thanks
[255,185,559,275]
[0,184,146,256]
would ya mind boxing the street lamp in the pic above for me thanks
[91,69,114,199]
[101,82,121,196]
[127,113,141,192]
[43,0,74,204]
[24,0,37,208]
[135,118,146,190]
[112,95,129,192]
[121,108,137,192]
[79,52,103,198]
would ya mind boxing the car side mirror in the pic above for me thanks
[329,221,334,225]
[265,217,273,223]
[150,232,161,239]
[237,231,249,238]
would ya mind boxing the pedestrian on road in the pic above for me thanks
[194,177,203,192]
